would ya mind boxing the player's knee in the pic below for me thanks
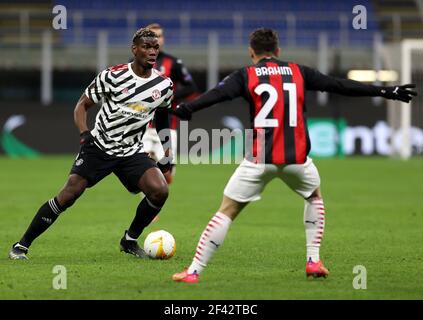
[218,196,247,220]
[148,184,169,207]
[307,187,322,200]
[58,175,88,208]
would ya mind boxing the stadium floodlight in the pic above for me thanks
[347,70,398,82]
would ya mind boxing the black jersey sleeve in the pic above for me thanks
[186,69,245,112]
[299,65,382,96]
[172,58,198,102]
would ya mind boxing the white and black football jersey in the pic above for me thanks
[85,63,173,157]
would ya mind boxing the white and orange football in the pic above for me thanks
[143,230,176,259]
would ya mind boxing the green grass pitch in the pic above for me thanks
[0,156,422,300]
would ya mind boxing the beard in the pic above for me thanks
[133,57,154,70]
[144,63,154,70]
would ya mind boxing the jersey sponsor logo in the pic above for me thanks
[127,102,148,112]
[152,89,162,100]
[255,66,293,77]
[123,102,152,120]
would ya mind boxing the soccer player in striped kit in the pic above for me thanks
[9,28,174,260]
[172,28,417,282]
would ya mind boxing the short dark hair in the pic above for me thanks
[132,27,158,44]
[249,28,279,55]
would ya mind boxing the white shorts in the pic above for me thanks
[142,128,177,164]
[223,157,321,202]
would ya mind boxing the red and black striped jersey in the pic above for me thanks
[244,59,307,164]
[185,57,382,165]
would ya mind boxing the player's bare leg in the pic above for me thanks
[120,167,168,258]
[173,196,248,283]
[304,187,329,278]
[9,174,88,260]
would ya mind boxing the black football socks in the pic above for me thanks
[127,197,161,239]
[19,197,65,248]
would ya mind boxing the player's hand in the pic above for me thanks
[171,103,193,120]
[380,84,417,103]
[80,130,95,147]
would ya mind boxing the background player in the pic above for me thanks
[142,23,197,184]
[9,28,174,260]
[171,28,417,283]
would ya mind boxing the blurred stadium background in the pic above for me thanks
[1,0,423,302]
[0,0,422,159]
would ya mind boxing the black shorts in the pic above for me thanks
[70,143,158,193]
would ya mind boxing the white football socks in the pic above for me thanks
[187,212,232,275]
[304,197,326,263]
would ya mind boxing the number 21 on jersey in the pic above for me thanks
[254,83,297,128]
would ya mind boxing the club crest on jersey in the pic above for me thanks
[152,89,161,100]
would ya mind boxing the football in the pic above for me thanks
[143,230,176,259]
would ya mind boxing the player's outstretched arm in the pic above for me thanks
[171,89,232,121]
[301,65,417,103]
[171,69,245,120]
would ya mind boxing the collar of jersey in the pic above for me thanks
[128,63,156,81]
[257,56,277,64]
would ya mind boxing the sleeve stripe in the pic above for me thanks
[163,94,173,104]
[85,88,97,103]
[99,71,107,96]
[94,76,102,101]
